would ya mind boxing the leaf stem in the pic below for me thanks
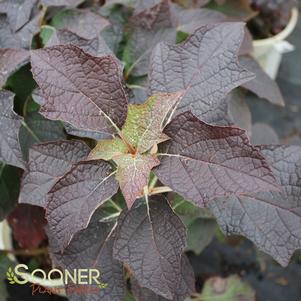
[148,175,158,190]
[149,186,172,195]
[172,198,186,210]
[21,121,41,143]
[108,199,123,212]
[126,84,147,90]
[143,186,150,217]
[99,212,121,222]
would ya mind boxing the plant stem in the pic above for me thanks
[143,186,150,217]
[0,247,48,257]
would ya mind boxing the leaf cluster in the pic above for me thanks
[0,0,300,300]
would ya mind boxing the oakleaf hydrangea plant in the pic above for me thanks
[0,0,301,300]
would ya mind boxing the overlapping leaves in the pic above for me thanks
[208,145,301,266]
[149,22,255,124]
[1,3,298,300]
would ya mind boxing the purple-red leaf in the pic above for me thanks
[0,49,29,87]
[30,45,128,135]
[131,254,195,301]
[114,154,160,208]
[47,29,113,57]
[227,90,252,134]
[0,0,37,32]
[19,140,90,207]
[0,90,25,169]
[155,112,280,207]
[113,196,186,299]
[240,56,285,106]
[172,4,226,34]
[41,0,84,7]
[208,145,301,266]
[0,11,44,49]
[149,22,255,124]
[8,204,47,249]
[126,0,176,76]
[48,218,125,301]
[46,160,118,251]
[52,9,109,39]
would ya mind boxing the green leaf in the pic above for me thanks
[5,64,36,115]
[171,193,213,219]
[114,154,160,208]
[39,25,55,46]
[0,163,20,221]
[186,218,216,255]
[88,138,129,161]
[121,92,183,153]
[19,112,66,160]
[197,275,255,301]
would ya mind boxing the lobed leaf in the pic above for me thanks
[131,255,195,301]
[51,9,109,39]
[47,28,113,57]
[0,90,25,169]
[155,111,280,207]
[208,145,301,266]
[125,0,176,76]
[121,92,183,153]
[19,111,66,160]
[31,88,107,140]
[46,160,118,251]
[0,11,45,49]
[114,154,160,208]
[19,140,90,207]
[48,216,125,301]
[240,56,285,106]
[172,4,226,34]
[88,138,129,161]
[113,196,186,299]
[0,49,29,88]
[30,45,128,135]
[227,90,252,134]
[0,0,37,32]
[149,22,255,124]
[41,0,84,7]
